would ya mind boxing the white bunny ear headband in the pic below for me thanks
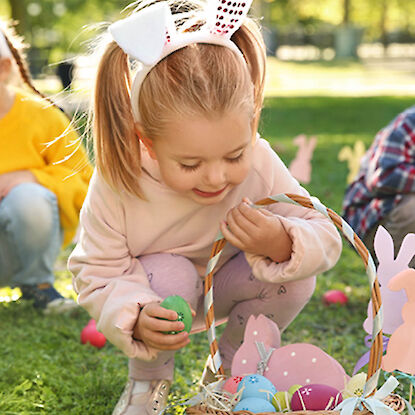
[109,0,253,121]
[0,27,12,58]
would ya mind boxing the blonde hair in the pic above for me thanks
[93,10,266,198]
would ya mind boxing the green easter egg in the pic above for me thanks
[272,391,291,411]
[288,384,302,395]
[160,295,192,334]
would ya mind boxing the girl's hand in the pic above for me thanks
[133,302,194,351]
[220,197,293,263]
[0,170,38,200]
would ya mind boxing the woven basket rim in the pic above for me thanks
[196,193,384,414]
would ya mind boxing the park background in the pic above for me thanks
[0,0,415,414]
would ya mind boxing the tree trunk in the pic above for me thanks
[379,0,388,53]
[8,0,27,35]
[343,0,350,24]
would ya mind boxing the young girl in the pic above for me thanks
[0,22,92,311]
[68,1,342,413]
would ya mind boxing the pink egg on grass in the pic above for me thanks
[322,290,348,306]
[223,376,244,394]
[291,384,342,411]
[81,319,106,348]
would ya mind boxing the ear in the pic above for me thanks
[134,122,157,160]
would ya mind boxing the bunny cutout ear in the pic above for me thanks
[206,0,253,37]
[109,2,173,65]
[395,233,415,268]
[374,225,395,264]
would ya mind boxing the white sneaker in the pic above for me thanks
[44,298,78,314]
[112,379,171,415]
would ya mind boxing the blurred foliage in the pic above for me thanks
[2,0,415,61]
[4,0,132,61]
[263,0,415,44]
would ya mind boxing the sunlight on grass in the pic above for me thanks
[265,57,415,97]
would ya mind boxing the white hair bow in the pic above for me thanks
[109,0,252,120]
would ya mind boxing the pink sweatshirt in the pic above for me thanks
[69,138,342,360]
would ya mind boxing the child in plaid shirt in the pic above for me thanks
[342,106,415,268]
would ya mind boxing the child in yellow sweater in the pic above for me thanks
[0,22,92,312]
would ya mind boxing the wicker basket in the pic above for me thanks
[187,193,384,415]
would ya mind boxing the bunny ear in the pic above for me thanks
[242,314,281,347]
[338,146,352,161]
[242,315,257,341]
[109,2,173,65]
[205,0,253,38]
[395,232,415,266]
[373,225,394,264]
[308,136,317,150]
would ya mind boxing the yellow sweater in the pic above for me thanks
[0,89,93,246]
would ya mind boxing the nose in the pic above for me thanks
[204,162,226,188]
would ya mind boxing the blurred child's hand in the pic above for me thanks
[133,302,193,351]
[0,170,38,200]
[220,197,293,263]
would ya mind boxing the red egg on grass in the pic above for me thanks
[322,290,348,306]
[81,319,106,348]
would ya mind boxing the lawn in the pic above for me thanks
[1,89,414,413]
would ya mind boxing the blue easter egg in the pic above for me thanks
[234,397,276,413]
[236,374,277,402]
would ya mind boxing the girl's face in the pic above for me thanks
[149,111,254,205]
[0,57,12,84]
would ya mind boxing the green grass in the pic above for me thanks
[1,94,414,414]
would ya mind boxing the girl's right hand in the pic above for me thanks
[133,302,191,351]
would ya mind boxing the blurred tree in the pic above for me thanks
[262,0,415,46]
[6,0,131,63]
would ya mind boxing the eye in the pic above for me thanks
[179,163,200,172]
[226,151,244,163]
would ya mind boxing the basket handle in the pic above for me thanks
[203,193,383,397]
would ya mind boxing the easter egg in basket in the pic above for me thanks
[272,391,291,411]
[237,374,277,402]
[223,376,244,394]
[234,397,276,413]
[160,295,192,334]
[290,384,343,411]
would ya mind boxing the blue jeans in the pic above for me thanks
[0,183,62,287]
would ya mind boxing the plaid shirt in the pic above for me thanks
[342,106,415,239]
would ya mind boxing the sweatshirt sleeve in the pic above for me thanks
[68,172,162,360]
[244,139,342,283]
[29,107,92,246]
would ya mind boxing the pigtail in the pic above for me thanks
[232,19,266,130]
[2,29,56,107]
[94,41,143,197]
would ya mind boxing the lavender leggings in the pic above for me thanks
[129,252,315,381]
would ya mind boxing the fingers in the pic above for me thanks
[144,328,190,351]
[139,303,192,350]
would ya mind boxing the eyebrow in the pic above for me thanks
[177,142,249,160]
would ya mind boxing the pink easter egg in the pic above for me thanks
[322,290,348,306]
[223,376,244,394]
[291,384,342,411]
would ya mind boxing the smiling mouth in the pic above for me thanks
[192,186,227,198]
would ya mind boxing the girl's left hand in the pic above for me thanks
[0,170,38,200]
[220,197,293,263]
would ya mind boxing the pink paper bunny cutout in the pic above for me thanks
[231,315,347,392]
[288,134,317,184]
[382,269,415,373]
[231,314,281,376]
[363,226,415,335]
